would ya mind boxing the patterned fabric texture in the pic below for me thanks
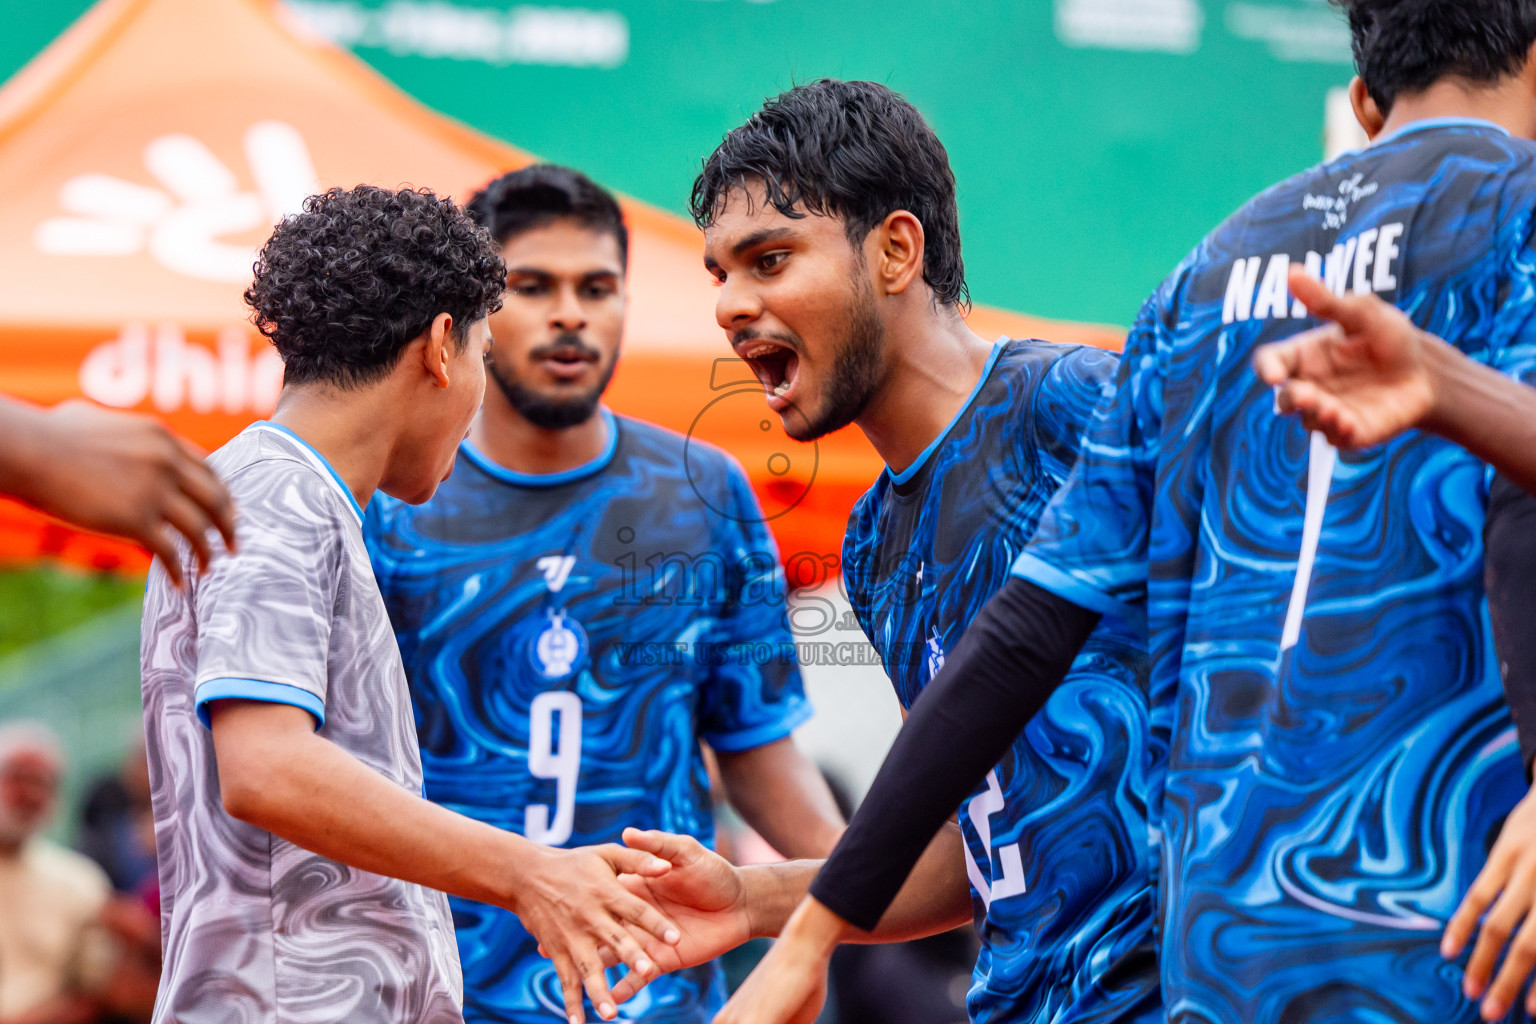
[1015,119,1536,1024]
[365,413,807,1023]
[843,339,1160,1024]
[141,424,463,1024]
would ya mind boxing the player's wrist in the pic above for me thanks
[777,895,851,958]
[0,399,51,503]
[739,862,809,939]
[1418,330,1477,439]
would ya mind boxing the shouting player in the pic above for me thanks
[362,166,844,1024]
[717,3,1536,1024]
[614,80,1158,1024]
[140,187,684,1024]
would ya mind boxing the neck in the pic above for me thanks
[270,385,399,510]
[1377,76,1536,142]
[855,303,995,476]
[470,388,609,477]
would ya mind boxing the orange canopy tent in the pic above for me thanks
[0,0,1120,575]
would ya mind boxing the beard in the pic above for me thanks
[789,273,885,442]
[487,333,618,430]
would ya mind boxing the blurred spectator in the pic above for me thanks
[76,742,154,895]
[0,722,115,1024]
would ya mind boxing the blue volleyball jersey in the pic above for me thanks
[842,339,1159,1024]
[363,410,810,1024]
[1014,119,1536,1024]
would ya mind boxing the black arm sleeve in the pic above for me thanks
[809,577,1100,930]
[1485,473,1536,776]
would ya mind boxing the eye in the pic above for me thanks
[582,281,616,300]
[757,251,788,273]
[510,280,548,297]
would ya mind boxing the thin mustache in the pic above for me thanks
[531,334,600,361]
[731,329,799,352]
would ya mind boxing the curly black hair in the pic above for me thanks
[245,185,506,389]
[1332,0,1536,113]
[467,164,629,269]
[691,79,968,310]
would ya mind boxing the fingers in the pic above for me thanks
[552,953,588,1024]
[1482,908,1536,1021]
[1288,267,1369,332]
[1464,860,1536,1003]
[159,492,217,575]
[142,523,186,590]
[1253,339,1302,386]
[612,888,681,947]
[1448,856,1508,959]
[576,943,620,1022]
[596,842,675,880]
[623,827,702,866]
[175,439,237,555]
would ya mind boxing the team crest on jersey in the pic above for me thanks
[518,609,589,682]
[926,626,945,680]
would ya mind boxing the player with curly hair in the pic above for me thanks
[139,185,684,1024]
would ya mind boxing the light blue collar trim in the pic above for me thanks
[887,340,1006,487]
[1374,116,1510,147]
[462,408,618,489]
[247,421,366,524]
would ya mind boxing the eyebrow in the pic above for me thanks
[703,227,797,271]
[505,266,621,280]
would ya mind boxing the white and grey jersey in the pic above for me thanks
[140,423,463,1024]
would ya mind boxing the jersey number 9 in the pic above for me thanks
[526,690,583,846]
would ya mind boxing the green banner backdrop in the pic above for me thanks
[2,0,1356,327]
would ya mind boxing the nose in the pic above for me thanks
[551,283,588,333]
[715,273,763,332]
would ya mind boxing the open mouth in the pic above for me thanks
[737,338,800,403]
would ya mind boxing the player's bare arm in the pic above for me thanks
[610,821,971,1011]
[713,737,845,859]
[1258,268,1536,495]
[0,397,236,585]
[207,697,681,1024]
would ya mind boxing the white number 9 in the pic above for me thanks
[525,690,583,846]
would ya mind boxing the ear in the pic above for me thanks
[872,210,926,298]
[421,312,455,389]
[1349,76,1385,140]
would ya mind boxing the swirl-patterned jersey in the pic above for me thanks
[842,339,1159,1024]
[364,410,809,1024]
[141,423,465,1024]
[1014,118,1536,1024]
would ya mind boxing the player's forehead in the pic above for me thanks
[702,183,847,267]
[498,217,624,279]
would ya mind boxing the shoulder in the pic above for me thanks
[995,340,1116,422]
[215,429,355,530]
[616,414,751,494]
[27,841,111,911]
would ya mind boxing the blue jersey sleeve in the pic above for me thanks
[1011,285,1175,629]
[1030,343,1119,492]
[697,460,813,752]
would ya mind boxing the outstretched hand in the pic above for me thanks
[1444,787,1536,1021]
[1,399,237,585]
[603,828,755,1004]
[511,842,681,1024]
[1252,268,1439,450]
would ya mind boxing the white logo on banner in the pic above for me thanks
[35,121,319,283]
[78,323,284,415]
[1055,0,1204,54]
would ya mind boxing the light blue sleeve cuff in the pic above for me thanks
[195,678,325,731]
[703,698,815,753]
[1010,552,1147,635]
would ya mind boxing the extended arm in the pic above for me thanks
[1255,269,1536,495]
[711,577,1100,1024]
[1439,477,1536,1021]
[0,397,237,583]
[715,736,845,860]
[209,700,679,1024]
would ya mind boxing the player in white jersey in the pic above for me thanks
[140,186,683,1024]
